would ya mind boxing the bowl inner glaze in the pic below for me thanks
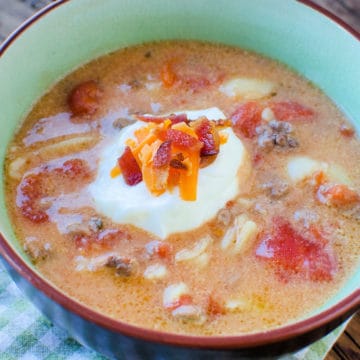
[0,0,359,325]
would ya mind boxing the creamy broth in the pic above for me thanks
[4,41,360,335]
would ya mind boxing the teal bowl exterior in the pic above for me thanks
[0,0,359,358]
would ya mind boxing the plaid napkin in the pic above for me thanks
[0,260,346,360]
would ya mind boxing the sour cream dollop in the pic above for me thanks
[89,108,250,239]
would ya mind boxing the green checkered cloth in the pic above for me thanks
[0,261,346,360]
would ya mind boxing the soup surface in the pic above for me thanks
[4,41,360,335]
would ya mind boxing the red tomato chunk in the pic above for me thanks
[231,102,262,139]
[269,101,314,121]
[256,218,337,282]
[118,146,142,186]
[68,80,102,116]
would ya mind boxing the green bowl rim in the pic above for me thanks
[0,0,359,351]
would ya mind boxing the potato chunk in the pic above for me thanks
[221,215,258,254]
[219,78,275,100]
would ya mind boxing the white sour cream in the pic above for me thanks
[89,108,249,239]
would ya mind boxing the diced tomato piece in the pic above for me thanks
[317,184,359,206]
[19,173,43,200]
[231,102,262,139]
[183,76,211,92]
[312,170,327,188]
[74,229,126,254]
[145,240,172,260]
[118,146,142,186]
[161,62,177,88]
[192,118,220,156]
[165,129,202,151]
[269,101,314,121]
[339,123,355,137]
[256,218,336,282]
[20,202,48,223]
[156,242,172,259]
[18,173,49,223]
[135,113,188,125]
[166,294,193,311]
[54,158,90,179]
[253,153,263,165]
[153,141,172,168]
[207,294,225,316]
[68,80,102,116]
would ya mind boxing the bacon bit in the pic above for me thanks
[207,294,226,316]
[160,61,177,88]
[135,113,188,125]
[269,101,314,121]
[317,184,359,207]
[256,218,336,282]
[153,141,172,168]
[166,294,193,311]
[339,123,355,137]
[231,101,262,139]
[191,118,220,156]
[166,129,202,151]
[68,80,102,116]
[118,146,142,185]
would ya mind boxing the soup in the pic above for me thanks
[4,41,360,335]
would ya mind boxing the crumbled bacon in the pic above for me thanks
[153,141,172,168]
[118,146,142,185]
[207,294,226,316]
[192,118,220,156]
[165,129,202,151]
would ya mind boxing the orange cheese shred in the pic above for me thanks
[112,117,229,201]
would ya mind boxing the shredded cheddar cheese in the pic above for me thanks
[113,117,229,201]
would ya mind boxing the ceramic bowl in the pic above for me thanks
[0,0,359,358]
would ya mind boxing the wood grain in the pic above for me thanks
[0,1,359,359]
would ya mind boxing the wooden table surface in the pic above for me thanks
[0,1,359,359]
